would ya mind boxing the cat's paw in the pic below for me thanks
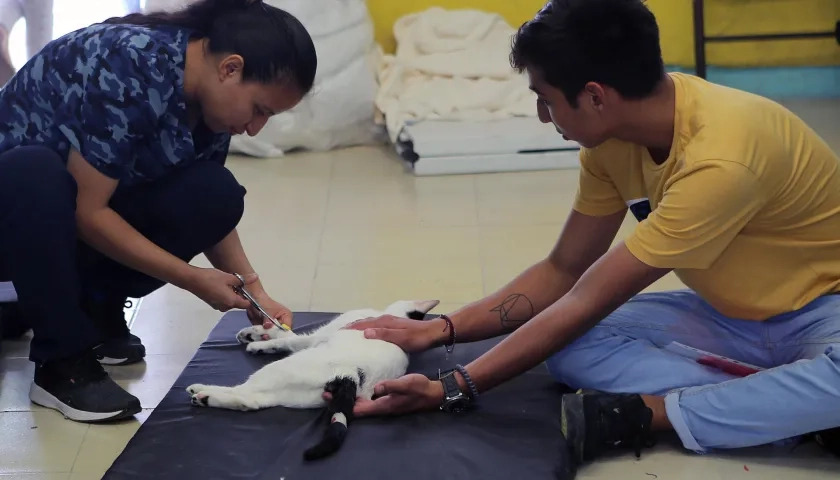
[186,384,210,407]
[236,325,286,344]
[186,384,256,411]
[245,339,291,355]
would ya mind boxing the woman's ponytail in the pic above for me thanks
[106,0,261,33]
[103,0,316,93]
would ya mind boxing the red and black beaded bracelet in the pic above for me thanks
[439,314,456,354]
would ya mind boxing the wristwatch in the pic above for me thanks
[438,369,471,413]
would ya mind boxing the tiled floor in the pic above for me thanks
[2,100,840,478]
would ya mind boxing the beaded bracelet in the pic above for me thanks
[454,364,479,399]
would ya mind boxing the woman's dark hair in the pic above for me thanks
[105,0,317,94]
[510,0,664,108]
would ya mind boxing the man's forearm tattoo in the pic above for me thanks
[491,293,535,330]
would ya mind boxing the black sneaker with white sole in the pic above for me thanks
[560,389,656,465]
[81,293,146,365]
[30,350,141,422]
[93,334,146,365]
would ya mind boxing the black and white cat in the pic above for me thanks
[186,299,439,460]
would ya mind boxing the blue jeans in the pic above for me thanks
[546,289,840,453]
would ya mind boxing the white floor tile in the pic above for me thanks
[0,411,88,475]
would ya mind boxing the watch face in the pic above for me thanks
[443,397,470,413]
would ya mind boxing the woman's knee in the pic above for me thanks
[137,161,246,232]
[0,146,68,178]
[106,161,246,255]
[188,162,246,230]
[0,146,77,204]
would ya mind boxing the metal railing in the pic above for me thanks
[692,0,840,79]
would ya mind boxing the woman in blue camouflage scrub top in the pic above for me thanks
[0,0,317,422]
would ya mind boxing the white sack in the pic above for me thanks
[144,0,383,156]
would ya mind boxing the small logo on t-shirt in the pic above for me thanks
[626,198,651,222]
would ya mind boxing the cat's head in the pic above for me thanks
[383,300,440,320]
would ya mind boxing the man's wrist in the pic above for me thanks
[431,379,445,404]
[430,314,461,347]
[437,367,477,412]
[426,316,451,348]
[453,366,479,399]
[453,371,470,397]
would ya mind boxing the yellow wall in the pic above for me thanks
[366,0,840,67]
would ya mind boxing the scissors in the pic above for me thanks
[232,273,291,331]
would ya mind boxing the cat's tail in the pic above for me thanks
[302,375,358,461]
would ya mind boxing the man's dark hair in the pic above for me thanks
[105,0,317,95]
[510,0,665,107]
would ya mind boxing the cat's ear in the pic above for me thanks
[411,300,440,314]
[385,300,441,319]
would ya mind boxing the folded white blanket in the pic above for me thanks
[375,7,537,143]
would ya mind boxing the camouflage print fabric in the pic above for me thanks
[0,22,231,186]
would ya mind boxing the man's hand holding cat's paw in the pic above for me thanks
[329,374,444,417]
[344,315,448,353]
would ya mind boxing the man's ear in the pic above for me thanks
[583,81,607,111]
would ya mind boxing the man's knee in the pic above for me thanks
[545,350,584,388]
[544,326,622,389]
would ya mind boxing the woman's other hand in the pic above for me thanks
[186,268,255,312]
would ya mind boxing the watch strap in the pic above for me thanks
[440,369,462,399]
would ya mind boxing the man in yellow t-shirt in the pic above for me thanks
[341,0,840,465]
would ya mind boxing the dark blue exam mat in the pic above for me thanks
[103,311,575,480]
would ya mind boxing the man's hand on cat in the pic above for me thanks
[323,374,443,417]
[344,315,446,353]
[246,292,294,330]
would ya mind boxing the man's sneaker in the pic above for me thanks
[560,389,656,465]
[81,293,146,365]
[815,427,840,458]
[30,350,142,422]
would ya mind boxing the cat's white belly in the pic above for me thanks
[187,300,436,416]
[241,331,408,408]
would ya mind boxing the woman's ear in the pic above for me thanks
[217,55,244,82]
